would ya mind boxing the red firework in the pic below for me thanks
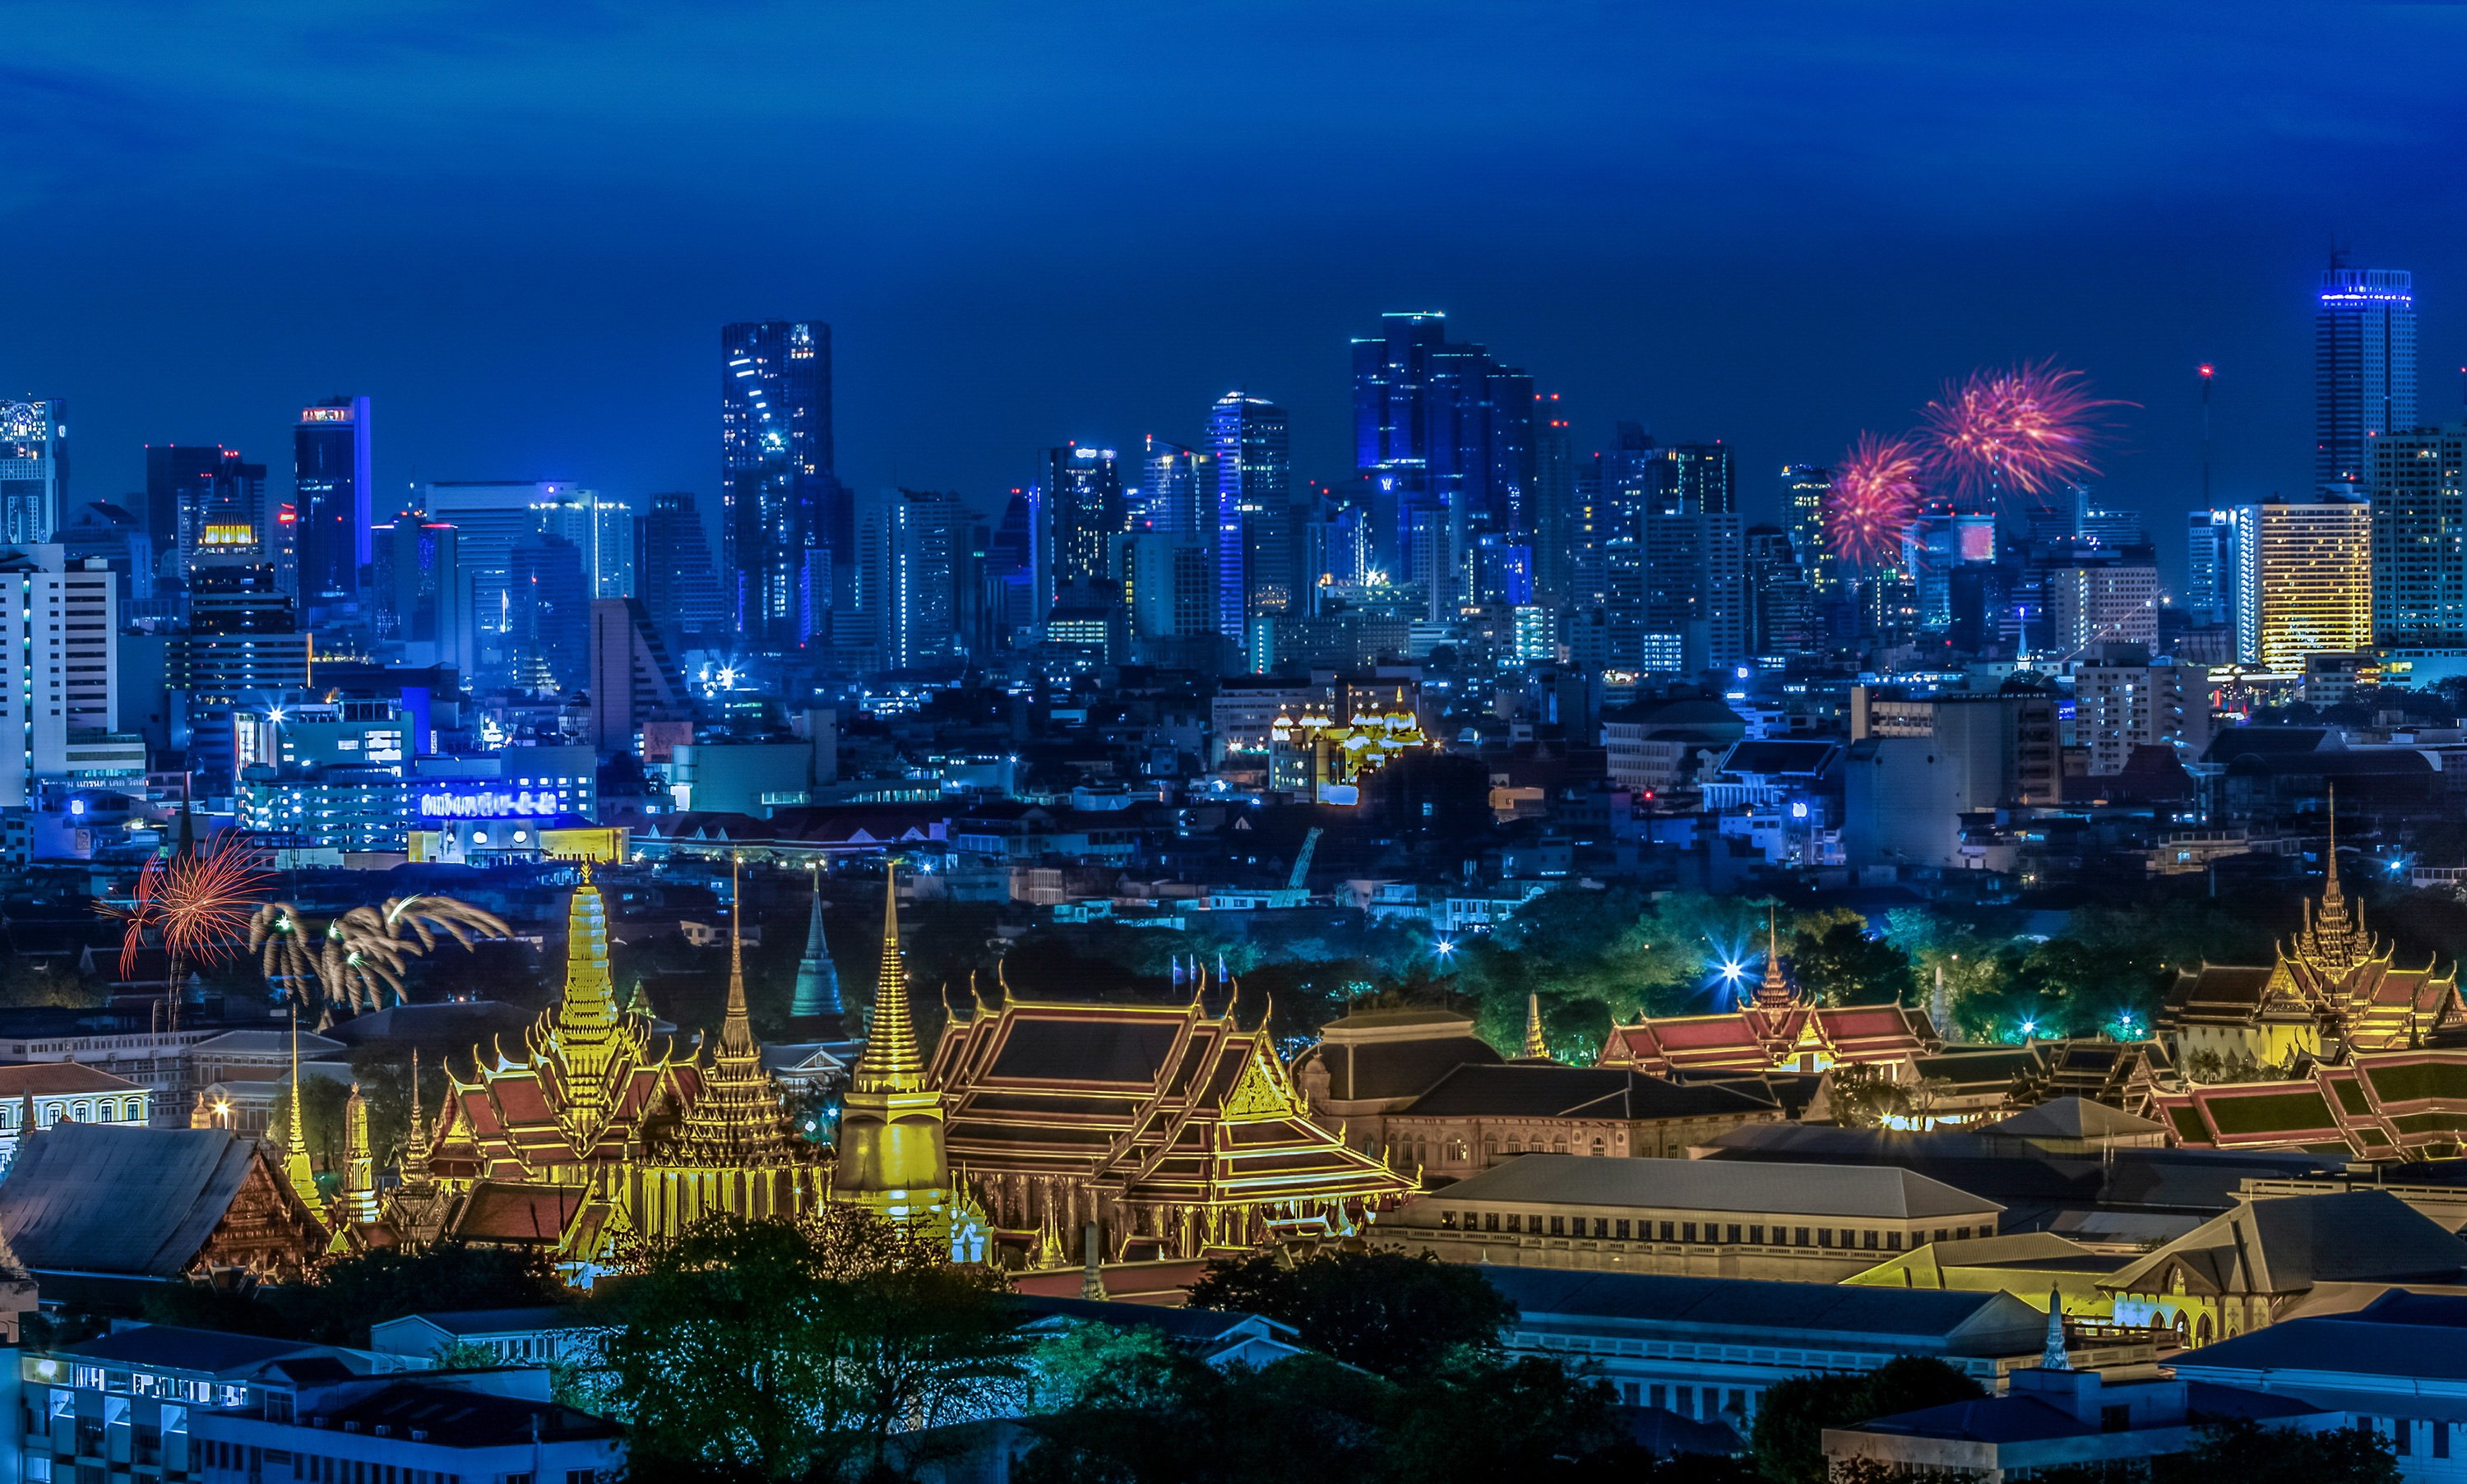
[1918,359,2129,507]
[106,836,273,979]
[1826,432,1925,566]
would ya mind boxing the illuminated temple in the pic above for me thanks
[2158,802,2462,1069]
[928,983,1419,1260]
[400,864,826,1266]
[1597,916,1936,1077]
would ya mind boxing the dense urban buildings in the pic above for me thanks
[720,319,839,652]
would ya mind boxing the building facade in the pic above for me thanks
[2372,423,2467,648]
[292,397,369,605]
[2234,497,2372,670]
[720,320,839,650]
[0,399,67,545]
[2318,265,2418,491]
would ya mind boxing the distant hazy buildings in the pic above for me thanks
[294,396,370,605]
[1352,312,1534,614]
[635,491,729,654]
[2317,265,2416,491]
[720,320,839,650]
[0,400,67,547]
[2233,497,2372,671]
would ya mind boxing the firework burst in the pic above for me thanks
[1919,359,2129,509]
[104,836,272,980]
[251,896,512,1013]
[1826,432,1926,566]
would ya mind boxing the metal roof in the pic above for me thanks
[1428,1153,1999,1220]
[0,1123,274,1278]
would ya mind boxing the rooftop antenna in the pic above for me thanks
[2198,363,2215,509]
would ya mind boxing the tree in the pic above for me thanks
[265,1074,354,1181]
[141,1242,568,1346]
[1185,1249,1514,1377]
[2150,1419,2399,1484]
[1751,1357,1985,1484]
[600,1209,1023,1482]
[1820,1065,1912,1129]
[1788,922,1915,1006]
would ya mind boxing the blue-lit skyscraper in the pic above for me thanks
[2317,264,2416,490]
[1208,392,1292,635]
[294,396,369,604]
[721,320,839,650]
[1350,312,1534,614]
[0,400,66,547]
[1044,444,1123,604]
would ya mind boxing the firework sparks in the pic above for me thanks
[252,896,512,1013]
[1919,359,2129,508]
[105,836,272,980]
[1826,432,1925,566]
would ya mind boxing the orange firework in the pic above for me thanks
[106,836,272,980]
[1826,432,1925,566]
[1919,359,2131,509]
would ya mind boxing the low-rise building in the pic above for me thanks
[199,1366,623,1484]
[1376,1153,2002,1279]
[0,1062,154,1173]
[1376,1064,1780,1181]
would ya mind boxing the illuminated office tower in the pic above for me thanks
[1044,444,1124,601]
[294,396,370,603]
[505,532,589,692]
[1647,442,1735,515]
[1530,395,1575,610]
[1781,464,1837,598]
[147,445,265,578]
[2184,509,2236,627]
[1746,525,1817,659]
[2043,561,2159,654]
[175,522,308,784]
[0,400,67,546]
[1118,532,1216,645]
[635,492,728,652]
[720,320,839,649]
[1636,511,1747,673]
[2231,497,2371,670]
[527,486,634,600]
[2317,265,2416,490]
[2368,423,2467,647]
[1209,392,1293,631]
[852,487,965,669]
[1141,437,1211,539]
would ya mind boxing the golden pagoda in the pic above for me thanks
[832,864,979,1256]
[406,862,826,1269]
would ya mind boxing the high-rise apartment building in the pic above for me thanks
[2071,644,2213,776]
[1209,393,1294,631]
[1044,445,1124,603]
[2317,265,2417,490]
[587,598,685,756]
[1626,511,1747,673]
[2369,423,2467,647]
[2043,561,2159,655]
[0,400,67,547]
[1647,443,1735,516]
[634,492,729,654]
[1745,525,1817,659]
[852,487,967,670]
[2232,498,2372,670]
[720,320,839,649]
[294,396,370,604]
[1781,464,1837,598]
[1350,312,1534,613]
[1118,533,1216,646]
[2184,509,2237,627]
[0,547,115,807]
[1141,437,1211,539]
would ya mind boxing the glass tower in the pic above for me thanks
[720,321,838,650]
[2317,265,2416,490]
[294,396,370,603]
[1209,392,1293,634]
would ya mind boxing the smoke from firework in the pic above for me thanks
[1919,360,2128,508]
[1826,432,1925,566]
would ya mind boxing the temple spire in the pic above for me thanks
[404,1047,430,1186]
[853,864,925,1093]
[283,1008,317,1208]
[720,853,757,1061]
[2041,1288,2070,1370]
[789,867,844,1030]
[1520,993,1549,1061]
[342,1084,377,1224]
[1754,905,1797,1010]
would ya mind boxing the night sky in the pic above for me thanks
[10,5,2466,581]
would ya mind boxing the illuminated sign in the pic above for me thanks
[199,523,257,547]
[417,787,561,819]
[299,408,355,423]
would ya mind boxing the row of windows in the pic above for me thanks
[5,1096,145,1126]
[1445,1209,1983,1251]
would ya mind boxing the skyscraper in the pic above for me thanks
[1745,525,1818,659]
[1350,312,1534,613]
[852,487,967,670]
[1781,464,1838,598]
[1141,437,1211,539]
[2184,509,2237,627]
[720,320,838,650]
[1209,392,1294,632]
[2368,423,2467,647]
[0,400,67,546]
[177,521,308,784]
[1044,445,1124,603]
[2233,497,2372,669]
[146,444,263,577]
[1647,443,1735,515]
[0,546,115,807]
[373,516,467,671]
[294,396,370,603]
[422,481,589,659]
[506,532,590,691]
[2317,264,2417,490]
[635,492,729,653]
[1637,511,1747,673]
[1530,395,1575,610]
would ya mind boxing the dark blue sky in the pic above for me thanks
[10,4,2466,579]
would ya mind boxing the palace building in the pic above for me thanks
[928,981,1418,1262]
[2158,803,2462,1069]
[1596,917,1936,1079]
[402,863,827,1269]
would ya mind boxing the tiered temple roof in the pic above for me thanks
[2154,1049,2467,1158]
[1598,913,1936,1078]
[2160,797,2462,1065]
[929,978,1418,1260]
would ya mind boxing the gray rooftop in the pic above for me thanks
[1483,1267,2045,1355]
[1425,1153,2000,1221]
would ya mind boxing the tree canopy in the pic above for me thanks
[1185,1249,1516,1377]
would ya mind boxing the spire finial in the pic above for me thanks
[851,862,924,1092]
[717,852,757,1060]
[1521,992,1549,1060]
[282,1006,317,1208]
[2041,1289,2070,1370]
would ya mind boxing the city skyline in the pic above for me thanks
[5,7,2465,589]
